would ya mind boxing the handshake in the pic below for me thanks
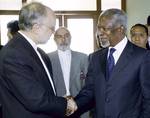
[65,96,78,116]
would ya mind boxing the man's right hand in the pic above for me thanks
[65,96,78,116]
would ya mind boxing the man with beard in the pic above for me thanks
[74,8,150,118]
[48,27,89,118]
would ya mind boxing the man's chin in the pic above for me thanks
[100,40,110,48]
[58,46,69,51]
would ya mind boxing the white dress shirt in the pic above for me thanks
[19,31,56,95]
[148,36,150,47]
[58,49,71,96]
[108,36,128,65]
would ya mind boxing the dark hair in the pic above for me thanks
[7,20,19,35]
[130,23,148,36]
[147,16,150,26]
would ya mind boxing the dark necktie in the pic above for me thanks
[107,48,116,78]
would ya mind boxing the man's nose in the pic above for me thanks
[134,35,140,41]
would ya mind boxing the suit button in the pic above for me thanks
[105,98,110,102]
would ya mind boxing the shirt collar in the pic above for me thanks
[58,49,71,54]
[18,31,37,51]
[109,36,128,52]
[148,36,150,46]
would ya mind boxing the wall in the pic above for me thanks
[126,0,150,37]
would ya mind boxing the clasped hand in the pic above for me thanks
[65,96,78,116]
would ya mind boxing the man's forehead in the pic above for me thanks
[57,28,69,34]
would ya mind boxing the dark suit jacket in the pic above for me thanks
[0,33,67,118]
[75,41,150,118]
[0,45,3,50]
[146,42,150,50]
[0,45,3,118]
[0,98,1,118]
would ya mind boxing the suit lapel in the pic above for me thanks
[55,51,64,79]
[54,51,66,96]
[69,51,76,87]
[16,33,56,94]
[96,48,108,80]
[109,41,134,81]
[16,33,42,66]
[37,48,53,79]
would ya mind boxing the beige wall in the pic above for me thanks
[126,0,150,37]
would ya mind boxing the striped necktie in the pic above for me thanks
[107,48,116,78]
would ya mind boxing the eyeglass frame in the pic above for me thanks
[54,33,71,39]
[97,25,122,32]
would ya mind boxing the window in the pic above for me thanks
[67,18,94,54]
[27,0,97,11]
[101,0,121,11]
[0,0,22,10]
[0,0,126,53]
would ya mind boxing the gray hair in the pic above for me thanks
[99,8,127,31]
[19,2,48,30]
[54,27,71,40]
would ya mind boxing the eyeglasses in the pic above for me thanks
[55,33,70,39]
[97,25,121,32]
[97,25,114,32]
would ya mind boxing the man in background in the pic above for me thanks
[146,15,150,49]
[0,24,3,49]
[130,23,148,49]
[7,20,19,40]
[0,2,76,118]
[48,27,89,118]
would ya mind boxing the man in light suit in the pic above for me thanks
[48,27,89,118]
[74,8,150,118]
[0,2,76,118]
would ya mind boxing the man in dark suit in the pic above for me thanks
[0,2,76,118]
[7,20,19,40]
[73,8,150,118]
[146,15,150,49]
[130,23,148,49]
[0,45,2,118]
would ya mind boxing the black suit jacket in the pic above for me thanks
[146,42,150,50]
[0,45,3,118]
[0,45,3,50]
[0,33,67,118]
[75,41,150,118]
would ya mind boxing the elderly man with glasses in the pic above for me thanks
[48,27,89,118]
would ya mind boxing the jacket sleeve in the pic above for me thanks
[74,54,95,114]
